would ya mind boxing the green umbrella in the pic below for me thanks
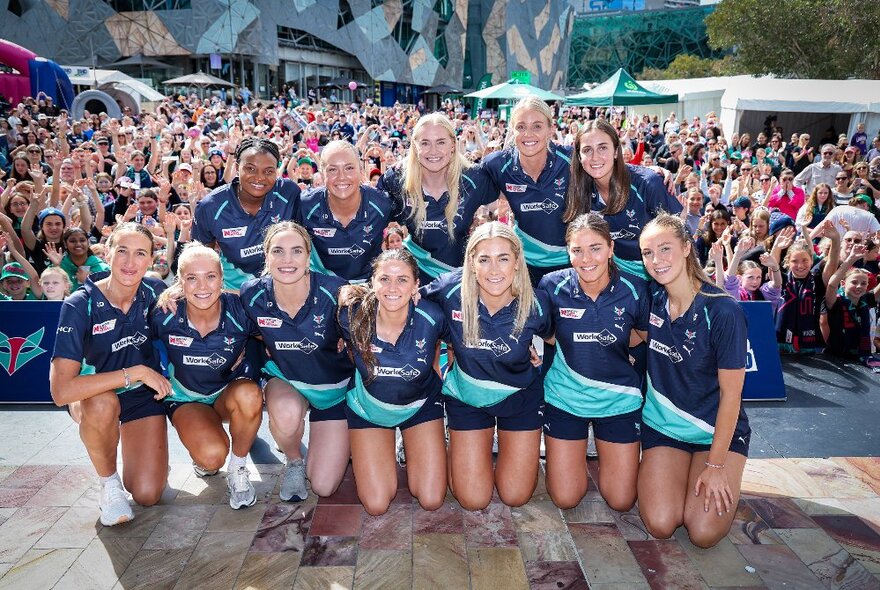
[565,68,677,106]
[465,80,563,102]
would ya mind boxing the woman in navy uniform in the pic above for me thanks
[192,137,301,290]
[240,222,353,502]
[377,113,493,284]
[636,213,750,548]
[151,243,263,510]
[337,248,449,515]
[481,97,572,285]
[297,141,392,283]
[50,223,171,526]
[538,213,649,511]
[422,222,552,510]
[563,119,682,280]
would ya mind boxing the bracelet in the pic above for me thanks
[704,461,725,469]
[122,367,131,389]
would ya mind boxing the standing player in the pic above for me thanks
[538,213,649,511]
[192,137,301,290]
[481,97,572,284]
[152,243,263,510]
[298,141,392,282]
[240,222,353,501]
[50,223,171,526]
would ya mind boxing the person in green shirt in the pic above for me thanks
[44,227,109,290]
[0,262,38,300]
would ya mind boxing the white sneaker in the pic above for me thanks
[99,482,134,526]
[279,459,308,502]
[193,462,219,478]
[227,466,257,510]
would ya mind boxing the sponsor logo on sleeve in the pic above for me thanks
[168,335,193,347]
[257,317,283,328]
[92,319,117,335]
[222,226,248,239]
[451,310,463,322]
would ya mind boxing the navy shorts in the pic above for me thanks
[309,399,347,422]
[542,404,641,443]
[345,396,444,430]
[640,423,750,458]
[119,386,167,424]
[445,383,543,432]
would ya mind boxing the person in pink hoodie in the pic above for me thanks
[767,169,805,219]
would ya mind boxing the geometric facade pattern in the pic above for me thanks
[567,5,719,87]
[0,0,575,89]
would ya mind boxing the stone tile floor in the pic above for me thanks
[0,455,878,589]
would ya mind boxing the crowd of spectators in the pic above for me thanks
[2,90,879,362]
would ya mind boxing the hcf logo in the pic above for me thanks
[0,328,47,376]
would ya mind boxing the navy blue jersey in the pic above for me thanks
[538,268,650,418]
[589,165,682,278]
[151,293,256,404]
[192,178,301,290]
[421,269,553,407]
[339,300,449,427]
[642,285,749,446]
[776,269,826,353]
[378,165,495,281]
[481,143,572,268]
[53,273,166,393]
[240,273,353,409]
[823,289,872,358]
[297,185,392,282]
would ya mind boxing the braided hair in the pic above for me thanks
[234,136,281,164]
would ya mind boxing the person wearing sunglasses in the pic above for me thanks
[832,173,854,205]
[794,144,842,193]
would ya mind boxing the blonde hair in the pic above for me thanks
[461,222,535,346]
[401,113,471,241]
[319,140,360,173]
[504,96,554,150]
[162,241,222,304]
[39,267,71,298]
[261,221,312,276]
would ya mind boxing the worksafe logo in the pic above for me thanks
[0,328,47,376]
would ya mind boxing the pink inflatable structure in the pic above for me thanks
[0,39,73,109]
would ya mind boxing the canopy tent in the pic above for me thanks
[63,68,164,102]
[718,78,880,142]
[464,80,563,102]
[565,68,677,106]
[163,72,234,88]
[424,84,462,95]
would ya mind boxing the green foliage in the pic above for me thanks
[640,54,743,80]
[706,0,880,79]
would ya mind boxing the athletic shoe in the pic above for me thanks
[279,459,308,502]
[227,466,257,510]
[193,462,219,478]
[99,482,134,526]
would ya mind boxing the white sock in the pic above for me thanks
[100,472,122,488]
[227,453,247,472]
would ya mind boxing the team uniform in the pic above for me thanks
[52,273,167,423]
[339,300,449,429]
[588,165,682,279]
[297,185,392,283]
[538,268,650,442]
[481,143,572,282]
[823,289,873,360]
[192,178,301,290]
[776,269,826,353]
[641,285,750,456]
[240,273,353,420]
[421,269,553,430]
[151,293,256,416]
[377,166,495,283]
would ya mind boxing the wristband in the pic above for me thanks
[704,461,724,469]
[122,367,131,389]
